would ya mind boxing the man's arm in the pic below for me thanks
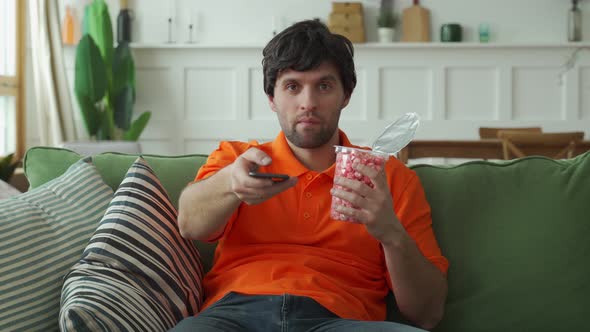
[178,165,241,241]
[330,162,447,329]
[382,233,447,330]
[178,147,297,241]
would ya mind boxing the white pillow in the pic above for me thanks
[0,158,113,331]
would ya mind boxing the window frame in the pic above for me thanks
[0,0,26,161]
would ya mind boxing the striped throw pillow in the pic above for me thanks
[60,157,204,331]
[0,158,114,331]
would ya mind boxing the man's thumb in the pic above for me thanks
[245,147,272,166]
[260,156,271,166]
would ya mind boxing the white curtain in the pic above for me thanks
[28,0,78,146]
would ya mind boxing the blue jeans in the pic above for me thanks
[170,292,427,332]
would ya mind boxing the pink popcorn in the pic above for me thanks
[330,146,388,222]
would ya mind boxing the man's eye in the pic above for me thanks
[320,82,332,91]
[286,84,298,91]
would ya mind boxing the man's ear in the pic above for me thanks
[341,93,351,109]
[268,94,277,112]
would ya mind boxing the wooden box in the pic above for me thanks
[332,2,363,14]
[328,25,366,43]
[328,2,366,43]
[328,12,364,27]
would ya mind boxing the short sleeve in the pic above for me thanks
[195,141,250,181]
[193,141,253,242]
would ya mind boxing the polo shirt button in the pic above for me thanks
[305,192,312,198]
[303,212,310,219]
[306,174,313,180]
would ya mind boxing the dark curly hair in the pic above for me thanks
[262,20,356,98]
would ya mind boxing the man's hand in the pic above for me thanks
[230,148,298,205]
[330,159,404,245]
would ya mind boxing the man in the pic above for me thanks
[175,20,448,332]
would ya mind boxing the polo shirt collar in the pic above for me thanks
[269,130,354,178]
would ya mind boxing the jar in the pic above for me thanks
[440,23,462,42]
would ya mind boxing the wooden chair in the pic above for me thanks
[478,127,542,139]
[497,130,585,160]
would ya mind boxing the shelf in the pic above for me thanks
[60,42,590,51]
[129,42,265,49]
[356,42,590,49]
[124,42,590,50]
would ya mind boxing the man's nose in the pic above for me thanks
[299,87,318,111]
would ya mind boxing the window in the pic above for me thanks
[0,0,25,159]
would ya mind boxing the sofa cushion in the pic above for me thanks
[23,146,208,208]
[0,158,113,331]
[60,157,204,331]
[411,152,590,332]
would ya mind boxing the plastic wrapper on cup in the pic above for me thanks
[330,146,388,222]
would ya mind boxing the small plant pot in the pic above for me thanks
[378,27,395,43]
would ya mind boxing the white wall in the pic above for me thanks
[60,0,590,44]
[26,0,590,159]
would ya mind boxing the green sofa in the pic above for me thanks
[16,147,590,331]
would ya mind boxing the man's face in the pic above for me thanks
[269,61,351,149]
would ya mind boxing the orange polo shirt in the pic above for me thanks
[195,130,448,321]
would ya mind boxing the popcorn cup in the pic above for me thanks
[330,146,388,222]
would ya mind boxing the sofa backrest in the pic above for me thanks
[413,152,590,332]
[24,147,208,208]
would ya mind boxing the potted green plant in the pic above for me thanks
[377,0,397,43]
[74,0,150,145]
[0,153,18,183]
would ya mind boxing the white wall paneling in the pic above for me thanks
[513,67,564,120]
[342,68,367,121]
[185,67,237,120]
[445,67,498,120]
[380,67,432,121]
[40,43,590,156]
[249,68,269,120]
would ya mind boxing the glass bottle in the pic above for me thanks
[117,0,132,43]
[62,5,75,45]
[568,0,582,42]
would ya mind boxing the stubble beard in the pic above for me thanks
[282,111,341,149]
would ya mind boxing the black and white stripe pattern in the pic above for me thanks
[0,158,114,332]
[60,157,204,332]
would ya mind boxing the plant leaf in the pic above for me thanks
[123,111,151,141]
[114,85,134,130]
[76,94,102,138]
[0,153,17,182]
[74,35,106,137]
[96,102,115,140]
[82,4,90,35]
[112,42,135,98]
[87,0,113,86]
[0,153,13,169]
[75,35,106,103]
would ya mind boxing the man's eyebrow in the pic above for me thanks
[279,74,339,83]
[278,78,298,86]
